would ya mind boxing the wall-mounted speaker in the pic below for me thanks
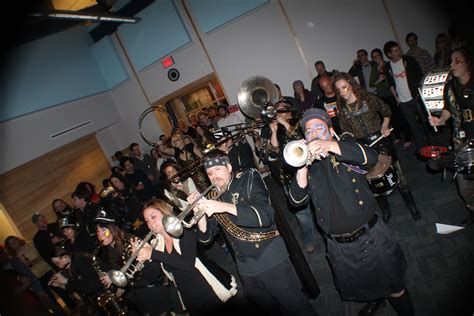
[168,68,180,81]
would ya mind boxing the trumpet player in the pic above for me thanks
[189,151,315,315]
[94,208,173,315]
[137,199,237,315]
[288,108,414,316]
[268,100,317,253]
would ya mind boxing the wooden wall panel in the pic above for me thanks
[0,134,111,241]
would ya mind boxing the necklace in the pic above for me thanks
[346,100,359,112]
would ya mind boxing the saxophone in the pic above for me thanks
[91,247,128,316]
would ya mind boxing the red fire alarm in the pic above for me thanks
[161,56,174,69]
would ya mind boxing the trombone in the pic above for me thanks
[162,184,223,237]
[168,124,266,184]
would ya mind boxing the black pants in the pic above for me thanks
[380,95,412,142]
[398,99,428,149]
[239,258,314,316]
[40,270,76,309]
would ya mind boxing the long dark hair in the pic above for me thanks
[51,246,69,260]
[451,46,473,75]
[333,72,369,111]
[96,222,127,266]
[110,172,136,197]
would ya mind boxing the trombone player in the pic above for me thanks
[288,108,414,316]
[189,151,315,315]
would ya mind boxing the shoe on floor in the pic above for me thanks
[460,215,474,227]
[358,299,387,316]
[304,245,315,253]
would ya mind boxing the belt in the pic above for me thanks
[329,214,378,243]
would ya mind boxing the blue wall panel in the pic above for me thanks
[0,26,108,122]
[91,36,129,89]
[188,0,269,34]
[118,0,191,71]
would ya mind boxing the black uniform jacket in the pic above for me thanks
[289,140,378,234]
[200,168,288,276]
[65,253,103,297]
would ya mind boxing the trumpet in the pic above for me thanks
[108,230,159,287]
[283,139,324,167]
[162,184,223,237]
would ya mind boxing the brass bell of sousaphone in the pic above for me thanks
[237,75,278,120]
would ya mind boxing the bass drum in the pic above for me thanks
[366,154,399,197]
[455,139,474,176]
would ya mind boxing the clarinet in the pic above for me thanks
[91,247,127,316]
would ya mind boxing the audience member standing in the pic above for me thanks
[384,40,427,150]
[314,74,342,135]
[121,157,156,203]
[405,32,436,74]
[129,142,157,184]
[293,80,317,111]
[216,103,246,129]
[433,33,452,69]
[32,213,62,266]
[71,189,100,237]
[311,60,334,98]
[349,49,377,93]
[369,48,412,146]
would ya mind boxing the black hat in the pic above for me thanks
[58,215,77,230]
[299,108,332,129]
[94,208,116,224]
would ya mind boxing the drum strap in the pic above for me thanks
[342,163,367,175]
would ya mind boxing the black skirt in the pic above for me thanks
[326,217,407,302]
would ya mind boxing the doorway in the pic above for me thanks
[152,74,228,135]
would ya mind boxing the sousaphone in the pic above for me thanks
[237,75,278,120]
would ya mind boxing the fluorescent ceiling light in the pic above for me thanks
[29,11,140,23]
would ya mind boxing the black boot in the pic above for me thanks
[358,299,387,316]
[399,187,421,220]
[388,290,415,316]
[376,196,392,223]
[460,207,474,227]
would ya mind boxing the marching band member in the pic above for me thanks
[137,199,237,315]
[268,100,317,253]
[289,108,414,316]
[189,151,315,315]
[213,129,257,173]
[58,215,95,254]
[94,209,173,315]
[429,46,474,227]
[334,72,421,223]
[161,162,199,212]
